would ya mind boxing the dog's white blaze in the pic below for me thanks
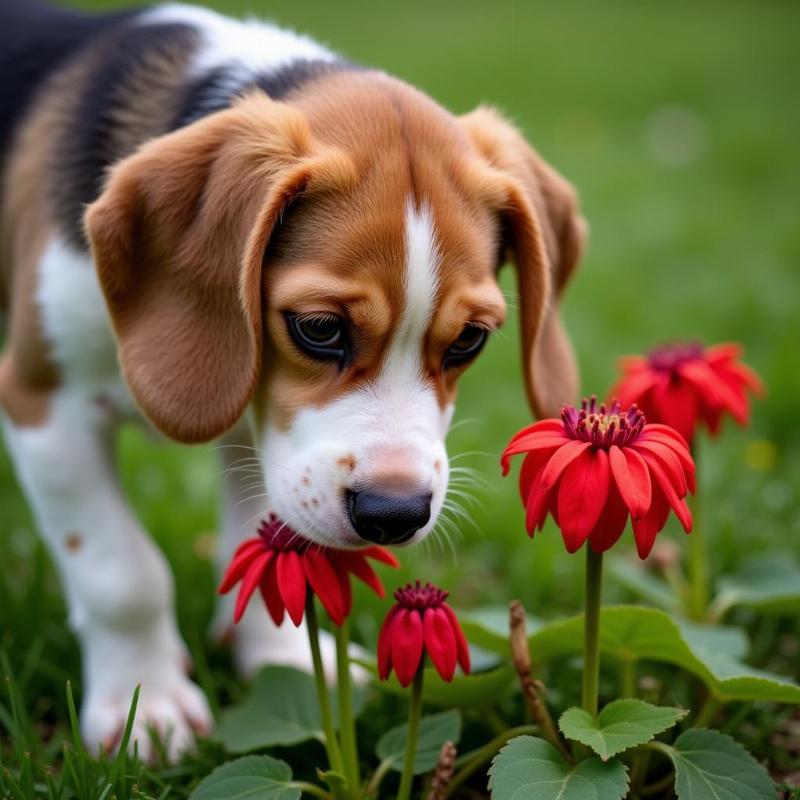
[140,4,337,78]
[381,201,441,384]
[260,200,450,548]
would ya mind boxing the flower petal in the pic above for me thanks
[391,609,424,687]
[632,487,671,559]
[337,553,385,597]
[303,548,347,626]
[640,454,692,533]
[501,436,567,475]
[377,605,401,680]
[639,427,695,492]
[612,369,659,407]
[362,546,400,568]
[588,480,629,553]
[524,458,553,535]
[423,608,457,682]
[518,449,550,503]
[218,538,265,594]
[234,551,273,623]
[442,604,471,675]
[632,440,687,496]
[541,440,593,490]
[557,449,610,553]
[608,445,652,519]
[260,557,286,626]
[276,550,307,627]
[650,377,699,445]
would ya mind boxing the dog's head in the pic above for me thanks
[85,74,585,549]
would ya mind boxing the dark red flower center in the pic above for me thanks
[394,580,449,610]
[562,396,646,449]
[646,341,703,374]
[257,515,307,550]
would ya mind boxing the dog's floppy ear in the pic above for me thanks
[459,107,587,418]
[85,94,353,443]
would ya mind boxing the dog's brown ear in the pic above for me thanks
[85,94,353,443]
[460,107,587,418]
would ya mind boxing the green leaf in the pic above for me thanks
[360,659,515,707]
[661,728,775,800]
[714,554,800,617]
[559,700,686,760]
[214,665,365,753]
[471,604,800,704]
[606,556,681,612]
[190,755,301,800]
[459,606,542,653]
[376,710,461,774]
[488,736,629,800]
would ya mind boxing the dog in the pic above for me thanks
[0,0,585,759]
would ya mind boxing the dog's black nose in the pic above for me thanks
[346,490,431,545]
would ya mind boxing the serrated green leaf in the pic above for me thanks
[662,728,775,800]
[376,710,461,774]
[190,755,301,800]
[467,605,800,704]
[360,659,515,707]
[559,700,686,760]
[214,665,365,753]
[488,736,629,800]
[714,554,800,617]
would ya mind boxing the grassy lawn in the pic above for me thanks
[1,0,799,795]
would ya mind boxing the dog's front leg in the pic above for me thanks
[1,390,211,761]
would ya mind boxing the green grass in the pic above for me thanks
[2,0,800,795]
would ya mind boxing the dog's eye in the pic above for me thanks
[443,324,488,369]
[286,313,347,363]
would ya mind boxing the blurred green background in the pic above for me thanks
[1,0,798,716]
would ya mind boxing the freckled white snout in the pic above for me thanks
[346,489,432,545]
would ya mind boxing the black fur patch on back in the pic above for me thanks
[0,0,137,168]
[174,58,361,129]
[54,20,199,248]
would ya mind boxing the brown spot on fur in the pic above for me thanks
[337,455,356,472]
[64,532,83,552]
[434,459,442,473]
[302,475,310,485]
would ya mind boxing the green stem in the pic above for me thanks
[306,597,345,778]
[582,548,603,717]
[686,442,710,620]
[445,725,539,798]
[290,781,333,799]
[334,622,361,797]
[397,667,425,800]
[620,658,637,699]
[693,694,721,728]
[365,759,394,797]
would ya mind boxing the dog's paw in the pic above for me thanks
[82,670,212,763]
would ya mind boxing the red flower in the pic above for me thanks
[378,582,471,687]
[612,341,764,444]
[501,397,696,559]
[218,515,399,627]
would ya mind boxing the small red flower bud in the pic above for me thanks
[612,341,764,444]
[378,581,470,687]
[502,397,696,559]
[218,515,399,627]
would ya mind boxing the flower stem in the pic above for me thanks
[620,658,637,699]
[445,724,539,798]
[582,548,603,717]
[687,443,710,620]
[290,782,333,799]
[306,596,345,778]
[334,621,361,797]
[397,666,425,800]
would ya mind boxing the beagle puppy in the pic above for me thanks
[0,0,585,758]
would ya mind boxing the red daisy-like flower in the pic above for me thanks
[501,397,696,559]
[218,515,399,627]
[612,341,764,444]
[378,581,471,687]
